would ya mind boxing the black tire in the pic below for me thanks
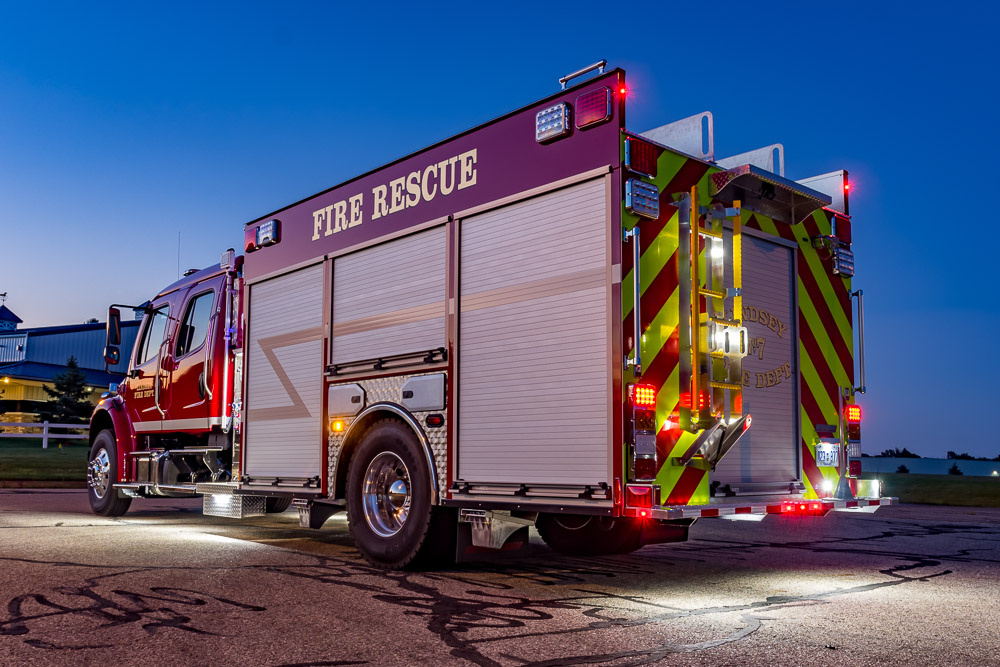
[265,496,293,513]
[536,513,641,556]
[346,419,448,569]
[87,429,132,517]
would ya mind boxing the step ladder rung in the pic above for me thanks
[699,288,726,299]
[710,317,742,327]
[708,381,743,390]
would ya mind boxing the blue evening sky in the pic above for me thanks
[1,1,996,457]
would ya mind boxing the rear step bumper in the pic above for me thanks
[625,497,895,520]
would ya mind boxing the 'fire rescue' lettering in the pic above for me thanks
[311,149,478,242]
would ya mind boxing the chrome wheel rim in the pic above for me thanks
[362,452,410,538]
[87,447,111,499]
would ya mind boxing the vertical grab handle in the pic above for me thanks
[624,226,642,376]
[852,289,866,394]
[154,338,169,418]
[203,306,216,401]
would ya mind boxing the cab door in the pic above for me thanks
[166,278,223,431]
[123,299,172,432]
[166,278,224,430]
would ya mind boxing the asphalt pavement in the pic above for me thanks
[1,490,998,666]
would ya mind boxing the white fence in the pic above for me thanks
[0,421,89,448]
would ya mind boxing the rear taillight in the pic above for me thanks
[634,457,658,481]
[632,384,657,409]
[849,460,862,477]
[630,384,658,482]
[626,485,658,516]
[845,404,861,441]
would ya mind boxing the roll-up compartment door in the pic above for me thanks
[332,226,447,364]
[244,263,325,480]
[458,178,610,486]
[714,234,798,484]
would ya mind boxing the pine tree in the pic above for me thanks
[39,356,92,424]
[896,464,910,474]
[947,463,963,476]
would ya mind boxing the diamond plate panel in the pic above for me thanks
[202,493,266,518]
[328,371,447,501]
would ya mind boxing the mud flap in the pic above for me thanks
[637,518,695,547]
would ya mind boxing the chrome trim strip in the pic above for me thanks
[133,417,225,433]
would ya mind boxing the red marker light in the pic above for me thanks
[844,182,851,191]
[845,405,862,423]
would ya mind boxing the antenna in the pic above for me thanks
[0,292,6,305]
[177,232,181,280]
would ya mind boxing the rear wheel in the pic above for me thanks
[265,496,292,513]
[346,419,448,569]
[536,514,641,556]
[87,429,132,517]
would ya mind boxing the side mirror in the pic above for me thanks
[107,307,122,346]
[104,345,120,366]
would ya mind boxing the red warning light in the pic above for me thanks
[844,182,851,191]
[633,384,657,408]
[576,88,613,129]
[845,404,862,423]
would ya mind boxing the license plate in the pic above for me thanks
[816,443,839,468]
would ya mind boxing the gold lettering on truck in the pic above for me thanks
[311,149,478,240]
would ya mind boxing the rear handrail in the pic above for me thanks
[558,60,607,89]
[852,289,866,394]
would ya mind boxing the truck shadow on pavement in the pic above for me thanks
[1,517,997,666]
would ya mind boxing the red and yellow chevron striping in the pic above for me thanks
[622,132,856,506]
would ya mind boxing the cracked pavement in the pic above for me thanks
[1,490,998,666]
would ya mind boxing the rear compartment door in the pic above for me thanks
[243,263,325,485]
[457,177,611,487]
[715,233,799,485]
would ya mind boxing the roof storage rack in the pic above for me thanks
[709,164,832,225]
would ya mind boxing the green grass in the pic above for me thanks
[862,472,1000,508]
[0,440,90,480]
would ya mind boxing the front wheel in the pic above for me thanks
[87,429,132,517]
[346,419,447,569]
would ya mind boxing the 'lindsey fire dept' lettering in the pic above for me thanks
[310,149,478,241]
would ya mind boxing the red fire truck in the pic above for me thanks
[89,62,888,568]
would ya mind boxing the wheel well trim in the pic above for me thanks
[341,402,439,504]
[89,403,135,482]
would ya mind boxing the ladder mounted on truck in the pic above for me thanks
[673,189,749,469]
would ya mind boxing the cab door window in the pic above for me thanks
[175,291,215,358]
[136,306,169,366]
